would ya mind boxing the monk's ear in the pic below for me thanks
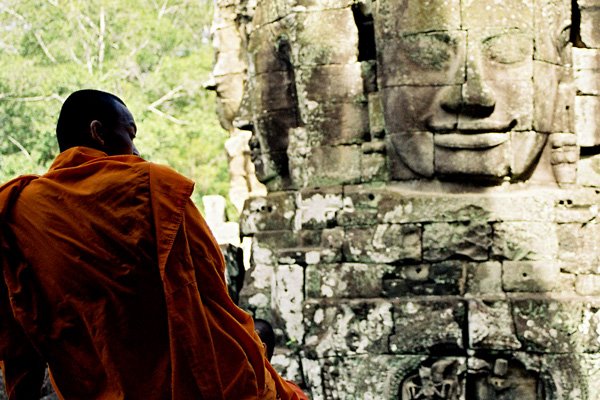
[90,120,105,146]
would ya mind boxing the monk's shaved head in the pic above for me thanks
[56,89,127,152]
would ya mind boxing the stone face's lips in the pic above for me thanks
[434,133,509,149]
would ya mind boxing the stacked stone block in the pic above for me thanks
[212,0,600,398]
[239,186,600,398]
[576,0,600,187]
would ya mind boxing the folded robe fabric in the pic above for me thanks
[0,147,299,400]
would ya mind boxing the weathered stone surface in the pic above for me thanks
[476,30,535,73]
[575,95,600,147]
[581,7,600,48]
[554,188,600,222]
[511,131,549,178]
[335,186,382,227]
[543,353,600,399]
[215,76,245,130]
[293,9,358,66]
[575,275,600,296]
[579,303,600,352]
[557,223,600,274]
[386,140,423,181]
[512,299,584,353]
[253,71,297,112]
[339,185,556,225]
[251,150,290,191]
[383,261,466,296]
[387,132,434,177]
[381,86,456,133]
[423,221,492,261]
[361,60,378,94]
[304,300,393,357]
[254,109,298,152]
[254,229,321,251]
[368,92,385,137]
[343,224,421,263]
[270,350,303,384]
[389,300,466,353]
[295,63,364,103]
[463,0,534,30]
[578,155,600,187]
[212,26,246,76]
[533,0,571,63]
[295,0,354,10]
[492,222,558,261]
[248,22,291,74]
[306,263,392,298]
[465,261,504,295]
[459,79,534,132]
[534,62,572,134]
[378,31,466,87]
[302,145,363,187]
[302,101,369,146]
[502,261,560,292]
[308,355,466,400]
[273,264,305,341]
[254,227,344,265]
[297,187,344,229]
[240,259,273,320]
[550,133,579,185]
[213,1,600,398]
[575,63,600,96]
[361,150,387,182]
[435,141,510,179]
[574,47,600,71]
[240,193,296,234]
[253,0,293,26]
[374,0,461,36]
[468,300,521,349]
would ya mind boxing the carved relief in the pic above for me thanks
[399,356,543,400]
[468,357,541,400]
[211,0,600,398]
[376,0,573,183]
[400,359,463,400]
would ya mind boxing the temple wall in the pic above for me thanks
[212,0,600,398]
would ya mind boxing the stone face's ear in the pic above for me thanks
[89,120,105,146]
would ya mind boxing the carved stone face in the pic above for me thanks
[376,0,572,183]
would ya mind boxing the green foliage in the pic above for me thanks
[0,0,229,207]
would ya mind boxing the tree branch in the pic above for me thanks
[147,106,189,125]
[98,6,105,71]
[34,31,56,63]
[3,94,63,102]
[146,86,188,124]
[158,0,169,20]
[7,136,33,161]
[148,85,184,109]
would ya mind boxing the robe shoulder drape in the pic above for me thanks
[0,147,298,400]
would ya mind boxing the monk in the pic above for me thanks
[0,89,301,399]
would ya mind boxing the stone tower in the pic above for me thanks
[212,0,600,398]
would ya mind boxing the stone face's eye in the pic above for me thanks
[400,32,457,70]
[482,32,532,64]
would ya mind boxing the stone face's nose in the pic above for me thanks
[440,50,496,119]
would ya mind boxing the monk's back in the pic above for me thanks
[8,154,172,399]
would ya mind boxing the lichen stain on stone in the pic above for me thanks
[383,202,414,222]
[402,32,456,70]
[300,193,344,224]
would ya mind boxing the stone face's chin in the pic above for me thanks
[434,133,509,149]
[395,132,547,181]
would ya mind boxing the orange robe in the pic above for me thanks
[0,147,300,400]
[284,381,309,400]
